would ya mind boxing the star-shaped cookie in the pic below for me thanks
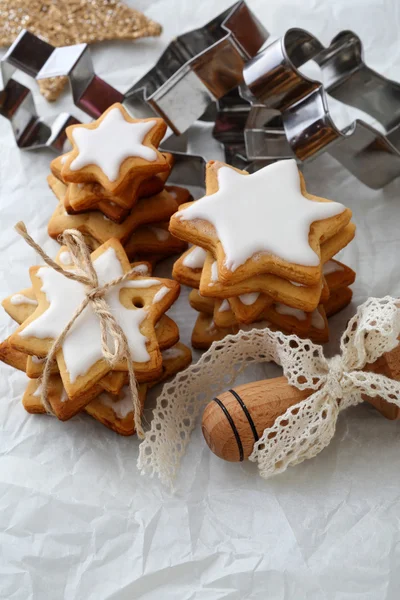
[61,103,169,194]
[9,239,180,411]
[169,160,353,286]
[47,178,179,245]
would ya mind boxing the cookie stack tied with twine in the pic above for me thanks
[169,159,356,348]
[47,103,189,269]
[0,225,192,437]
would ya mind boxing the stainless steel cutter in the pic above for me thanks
[243,29,400,188]
[0,2,268,150]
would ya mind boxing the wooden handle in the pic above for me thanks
[202,341,400,463]
[201,377,312,462]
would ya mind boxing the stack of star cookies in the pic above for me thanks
[0,239,192,435]
[169,159,356,348]
[47,103,188,268]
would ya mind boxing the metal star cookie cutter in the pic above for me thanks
[212,87,293,170]
[0,2,268,151]
[242,28,400,189]
[123,1,267,135]
[166,151,206,192]
[0,29,124,150]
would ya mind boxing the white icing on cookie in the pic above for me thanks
[131,264,149,276]
[161,347,184,360]
[69,107,158,181]
[20,247,151,383]
[31,355,45,364]
[33,383,42,398]
[239,293,260,306]
[210,261,219,283]
[275,303,307,321]
[323,260,344,275]
[98,390,132,419]
[124,279,160,288]
[311,309,325,330]
[206,319,216,333]
[149,226,170,241]
[218,299,230,312]
[289,281,306,287]
[59,251,72,266]
[182,246,206,269]
[10,294,38,306]
[153,286,170,304]
[60,388,68,403]
[177,160,346,269]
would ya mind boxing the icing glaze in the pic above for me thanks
[177,160,346,269]
[161,347,184,360]
[98,390,132,419]
[60,388,68,403]
[239,293,260,306]
[20,247,150,383]
[275,303,307,321]
[149,226,170,241]
[182,246,207,269]
[32,355,45,364]
[124,279,160,289]
[289,281,305,287]
[59,251,72,266]
[209,261,219,285]
[153,286,170,304]
[131,264,149,276]
[10,294,38,306]
[323,260,344,275]
[206,319,216,333]
[311,309,325,330]
[33,383,42,397]
[218,299,230,312]
[70,108,158,181]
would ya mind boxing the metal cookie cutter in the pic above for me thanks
[123,1,268,135]
[0,1,268,151]
[243,29,400,189]
[0,29,123,151]
[212,87,292,171]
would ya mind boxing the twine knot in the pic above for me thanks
[15,222,145,438]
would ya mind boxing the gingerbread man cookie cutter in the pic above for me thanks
[0,1,268,151]
[242,28,400,189]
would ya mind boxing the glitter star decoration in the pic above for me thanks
[0,0,162,100]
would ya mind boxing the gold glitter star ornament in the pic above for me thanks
[0,0,162,46]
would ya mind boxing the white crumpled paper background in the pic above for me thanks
[2,0,400,598]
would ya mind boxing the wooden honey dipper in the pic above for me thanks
[202,342,400,462]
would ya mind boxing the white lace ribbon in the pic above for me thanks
[138,296,400,488]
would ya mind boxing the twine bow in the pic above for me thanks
[15,222,144,438]
[138,296,400,488]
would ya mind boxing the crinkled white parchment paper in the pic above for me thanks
[2,1,400,598]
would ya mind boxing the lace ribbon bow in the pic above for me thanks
[250,297,400,478]
[138,296,400,488]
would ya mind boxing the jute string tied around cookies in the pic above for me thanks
[15,222,144,438]
[138,296,400,488]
